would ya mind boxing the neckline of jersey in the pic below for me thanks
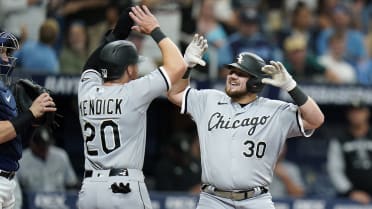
[238,96,259,107]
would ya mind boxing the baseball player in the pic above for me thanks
[0,31,56,209]
[168,38,324,209]
[77,5,187,209]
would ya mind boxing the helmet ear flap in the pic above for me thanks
[246,77,264,93]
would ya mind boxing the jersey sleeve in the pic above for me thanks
[126,67,171,109]
[280,103,315,138]
[180,88,212,121]
[78,69,103,93]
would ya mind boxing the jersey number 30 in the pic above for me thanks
[84,120,121,155]
[243,140,266,158]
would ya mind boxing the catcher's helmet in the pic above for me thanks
[99,40,141,81]
[226,52,267,93]
[0,32,19,83]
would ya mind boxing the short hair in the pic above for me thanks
[292,1,308,17]
[39,19,59,45]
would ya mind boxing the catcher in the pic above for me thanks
[0,31,56,209]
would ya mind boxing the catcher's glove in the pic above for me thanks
[12,79,59,128]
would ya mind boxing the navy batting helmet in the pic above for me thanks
[0,32,19,84]
[226,52,267,93]
[99,40,142,81]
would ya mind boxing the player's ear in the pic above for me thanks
[126,64,138,80]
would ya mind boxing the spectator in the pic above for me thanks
[283,34,341,83]
[17,126,78,192]
[356,31,372,85]
[316,3,367,67]
[315,0,339,31]
[318,32,357,84]
[209,0,237,34]
[15,18,60,75]
[218,7,282,79]
[277,1,319,55]
[270,144,306,198]
[0,0,48,42]
[348,0,365,32]
[60,21,89,75]
[196,0,228,80]
[139,0,182,63]
[196,0,227,51]
[46,0,110,56]
[327,101,372,204]
[87,2,120,52]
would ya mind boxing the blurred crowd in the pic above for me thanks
[2,0,372,84]
[1,0,372,207]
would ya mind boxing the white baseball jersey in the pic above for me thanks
[181,87,314,190]
[78,68,171,171]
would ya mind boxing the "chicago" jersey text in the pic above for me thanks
[208,112,270,135]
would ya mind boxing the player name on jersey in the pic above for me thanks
[208,112,270,135]
[79,98,123,116]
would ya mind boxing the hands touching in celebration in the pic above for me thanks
[184,34,208,68]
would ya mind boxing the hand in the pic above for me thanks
[129,5,160,35]
[350,190,371,204]
[261,61,297,91]
[29,93,57,118]
[184,34,208,68]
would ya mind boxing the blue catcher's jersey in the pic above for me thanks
[0,80,22,171]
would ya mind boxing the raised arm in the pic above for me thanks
[0,93,56,143]
[129,5,187,84]
[167,34,208,107]
[262,61,324,130]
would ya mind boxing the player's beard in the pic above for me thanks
[225,86,248,99]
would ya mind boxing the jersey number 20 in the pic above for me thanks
[84,120,121,155]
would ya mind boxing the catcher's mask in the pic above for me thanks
[99,40,144,81]
[225,52,268,93]
[0,32,19,85]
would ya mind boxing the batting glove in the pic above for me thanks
[184,34,208,68]
[261,61,297,91]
